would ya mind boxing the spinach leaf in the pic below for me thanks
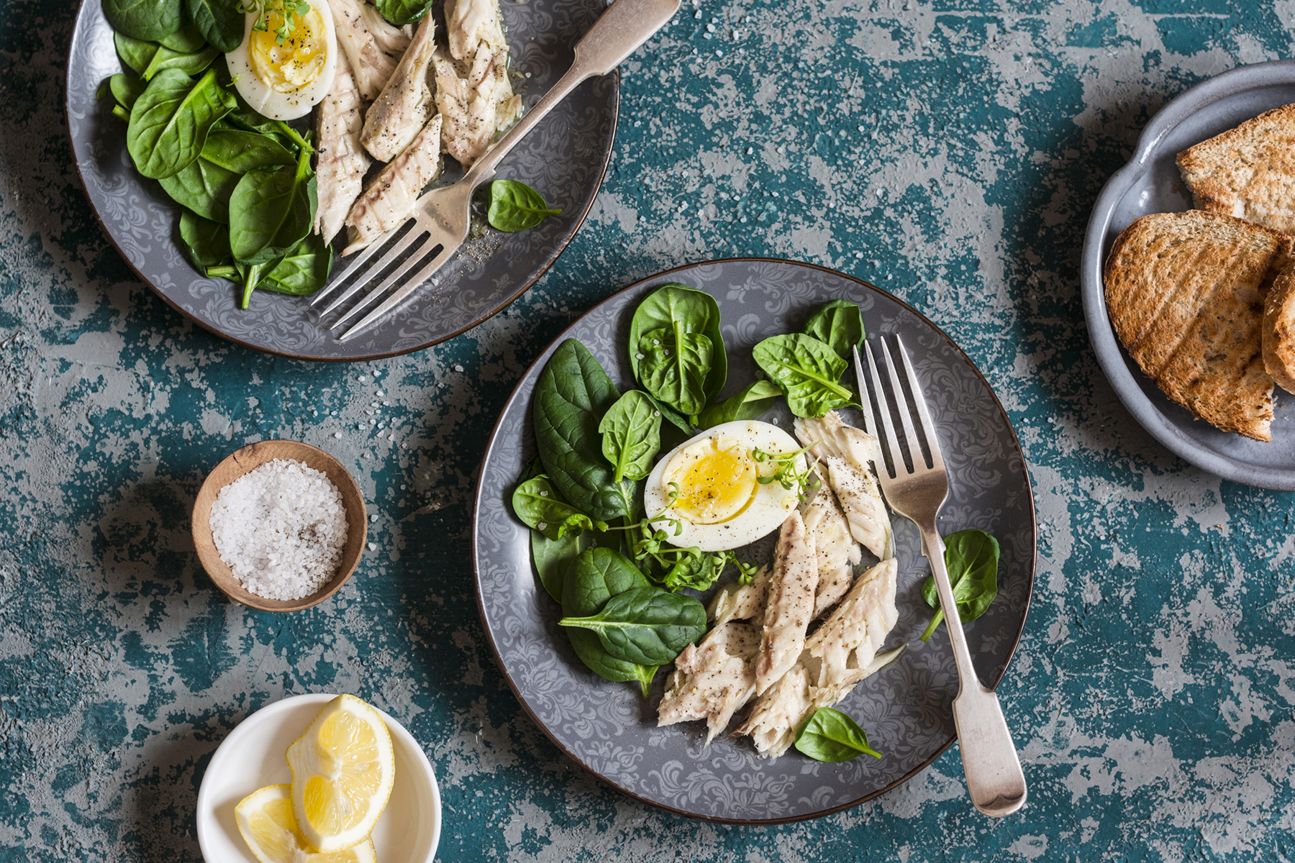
[532,339,632,522]
[530,529,587,604]
[794,708,882,761]
[114,32,219,80]
[560,548,657,695]
[257,235,333,296]
[103,0,183,43]
[160,129,294,221]
[920,529,1000,642]
[752,333,854,418]
[158,20,206,52]
[804,299,865,359]
[103,72,146,111]
[178,210,230,268]
[228,145,316,263]
[599,390,662,482]
[628,284,727,412]
[559,586,707,666]
[487,179,562,232]
[373,0,435,25]
[635,326,712,417]
[186,0,244,52]
[126,68,235,179]
[512,475,602,539]
[697,380,782,428]
[642,390,695,436]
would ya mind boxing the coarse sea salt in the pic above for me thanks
[209,459,348,601]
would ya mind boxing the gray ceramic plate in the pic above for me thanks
[473,259,1036,823]
[1081,61,1295,488]
[66,0,618,361]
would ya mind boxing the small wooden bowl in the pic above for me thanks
[192,440,367,612]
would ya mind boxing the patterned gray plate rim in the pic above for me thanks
[472,257,1038,824]
[65,0,620,362]
[1081,60,1295,488]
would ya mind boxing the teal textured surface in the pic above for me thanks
[2,0,1294,860]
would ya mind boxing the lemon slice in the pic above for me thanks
[285,695,396,852]
[235,785,376,863]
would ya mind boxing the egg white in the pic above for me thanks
[643,420,806,553]
[226,0,338,121]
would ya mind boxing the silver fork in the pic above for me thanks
[853,336,1027,818]
[312,0,682,342]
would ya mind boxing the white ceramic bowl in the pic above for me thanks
[196,693,441,862]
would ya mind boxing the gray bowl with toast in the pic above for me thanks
[1082,60,1295,490]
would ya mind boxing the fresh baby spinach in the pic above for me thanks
[920,529,1000,641]
[599,390,662,483]
[103,0,183,43]
[532,340,633,523]
[114,32,218,81]
[158,19,207,52]
[487,180,561,232]
[512,475,602,539]
[530,530,587,604]
[794,708,881,762]
[803,299,865,359]
[628,284,727,416]
[697,379,782,428]
[559,586,707,666]
[373,0,435,24]
[257,235,333,296]
[186,0,244,52]
[178,210,230,268]
[228,145,317,263]
[126,68,235,179]
[105,73,145,111]
[561,548,658,695]
[752,333,854,418]
[162,129,295,222]
[636,326,712,417]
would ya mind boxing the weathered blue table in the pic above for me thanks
[2,1,1293,859]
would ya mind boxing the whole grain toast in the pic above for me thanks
[1263,267,1295,395]
[1177,103,1295,234]
[1104,210,1291,441]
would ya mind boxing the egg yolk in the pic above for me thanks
[664,438,759,525]
[249,6,328,93]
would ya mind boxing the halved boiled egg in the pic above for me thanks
[226,0,337,121]
[644,420,807,553]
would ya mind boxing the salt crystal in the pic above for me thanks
[209,459,348,601]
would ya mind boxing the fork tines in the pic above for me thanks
[309,217,455,343]
[852,336,947,480]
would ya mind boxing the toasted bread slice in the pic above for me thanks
[1104,210,1289,441]
[1178,104,1295,234]
[1263,267,1295,394]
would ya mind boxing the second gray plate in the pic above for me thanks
[1081,60,1295,488]
[66,0,618,361]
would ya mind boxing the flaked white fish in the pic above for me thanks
[738,559,899,758]
[795,412,893,560]
[343,113,443,254]
[801,480,861,618]
[432,0,521,166]
[754,511,818,695]
[330,0,399,101]
[362,15,439,162]
[314,50,369,244]
[657,621,760,744]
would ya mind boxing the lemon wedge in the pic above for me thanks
[285,695,396,852]
[235,785,376,863]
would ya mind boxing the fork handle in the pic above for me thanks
[919,523,1028,818]
[464,0,682,186]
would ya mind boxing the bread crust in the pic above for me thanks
[1177,103,1295,234]
[1264,268,1295,394]
[1104,210,1287,441]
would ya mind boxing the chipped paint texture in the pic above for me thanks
[2,0,1295,860]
